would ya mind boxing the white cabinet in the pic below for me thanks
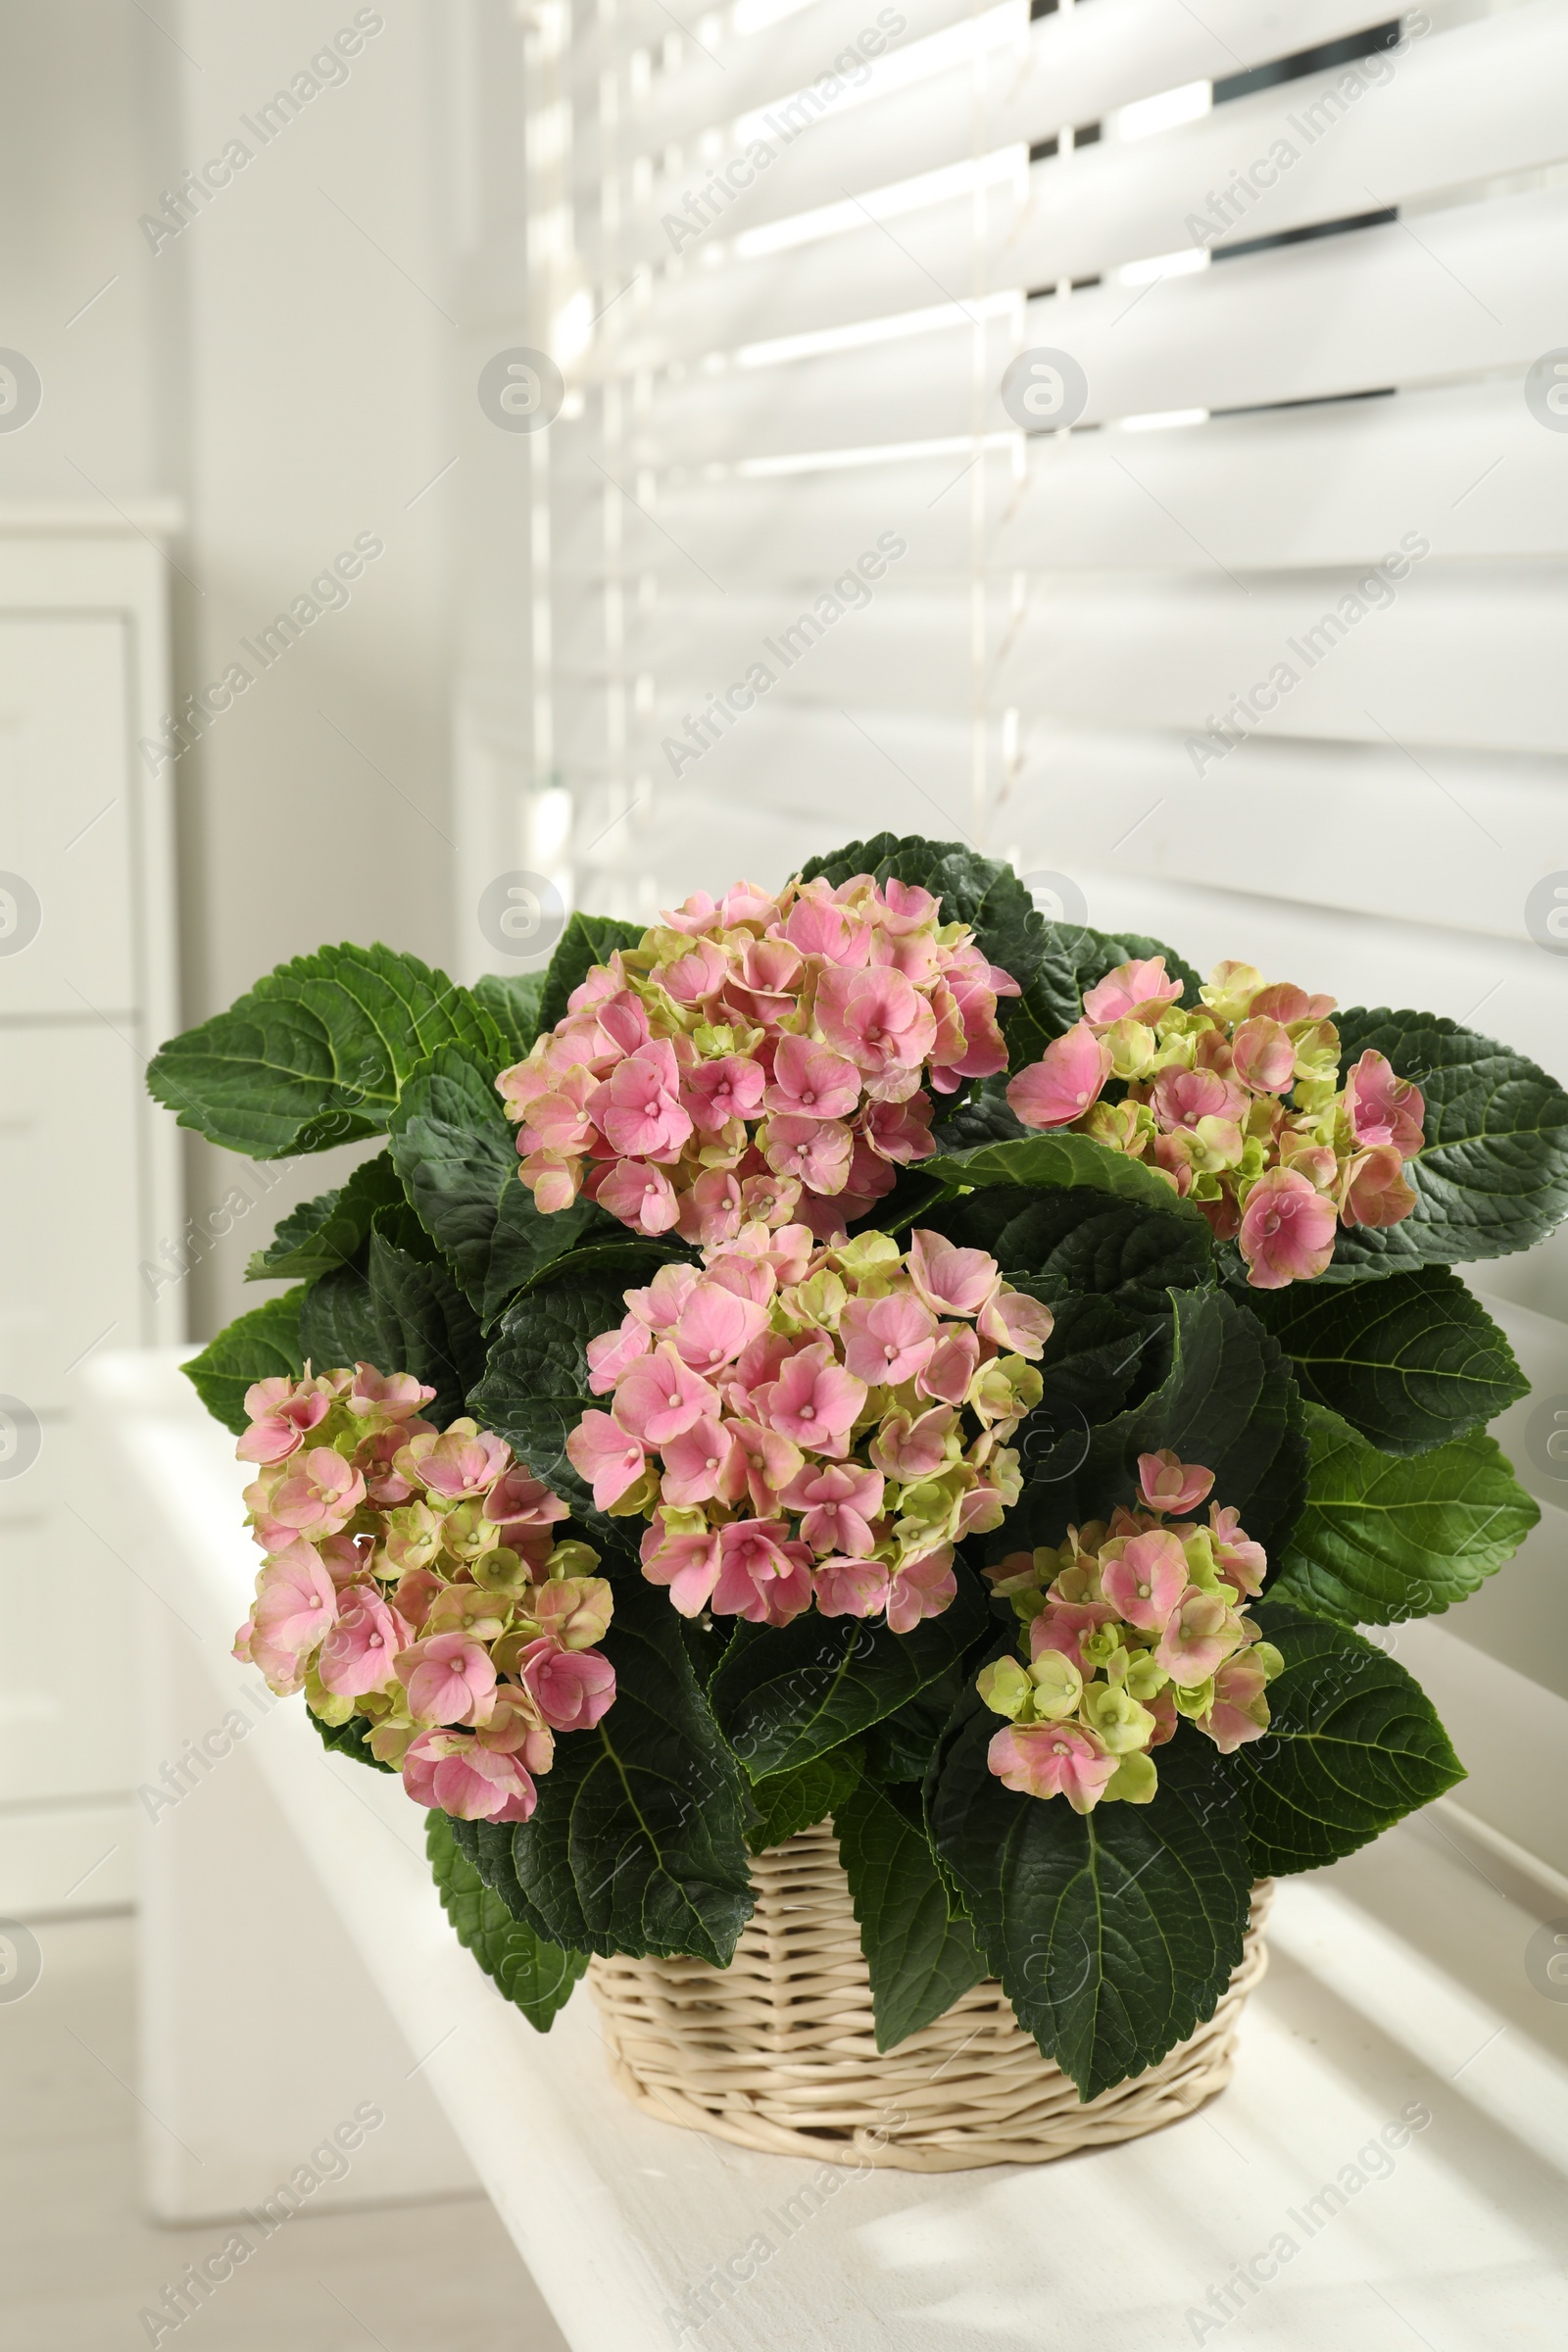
[0,514,181,1912]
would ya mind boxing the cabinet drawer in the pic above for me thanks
[0,616,137,1014]
[0,1026,151,1408]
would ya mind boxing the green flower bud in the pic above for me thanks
[1081,1679,1156,1755]
[1102,1750,1159,1805]
[1027,1649,1084,1721]
[1251,1642,1285,1684]
[544,1539,602,1580]
[608,1464,662,1517]
[1173,1676,1216,1719]
[304,1671,355,1728]
[976,1655,1033,1720]
[834,1231,902,1281]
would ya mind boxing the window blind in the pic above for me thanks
[519,0,1567,1079]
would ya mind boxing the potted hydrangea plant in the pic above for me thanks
[149,836,1566,2161]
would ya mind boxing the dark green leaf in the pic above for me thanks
[796,831,1046,990]
[930,1075,1028,1152]
[933,1183,1213,1321]
[746,1743,863,1854]
[1271,1404,1540,1627]
[710,1567,990,1780]
[927,1693,1251,2098]
[1320,1009,1568,1278]
[1240,1264,1527,1454]
[297,1219,484,1426]
[426,1812,586,2030]
[537,912,645,1034]
[472,971,546,1062]
[182,1288,305,1434]
[147,942,507,1158]
[1237,1601,1465,1873]
[388,1044,609,1323]
[925,1132,1209,1226]
[469,1263,666,1517]
[508,1572,754,1963]
[244,1152,405,1283]
[836,1779,985,2049]
[447,1818,563,1943]
[1006,922,1203,1066]
[1006,1286,1306,1556]
[310,1709,395,1774]
[860,1663,975,1784]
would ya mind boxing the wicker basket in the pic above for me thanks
[589,1822,1272,2172]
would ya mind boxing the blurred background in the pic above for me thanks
[3,0,1567,2340]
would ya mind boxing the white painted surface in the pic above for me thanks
[82,1348,1568,2351]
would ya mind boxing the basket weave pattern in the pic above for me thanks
[589,1822,1273,2171]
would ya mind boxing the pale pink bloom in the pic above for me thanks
[710,1519,814,1623]
[1280,1139,1339,1192]
[316,1584,411,1697]
[594,1157,682,1235]
[1154,1590,1244,1685]
[781,1461,886,1557]
[877,875,940,934]
[662,939,731,1006]
[477,1686,555,1776]
[763,1115,855,1198]
[521,1151,583,1214]
[987,1722,1116,1813]
[977,1289,1054,1359]
[760,1342,866,1452]
[641,1514,724,1615]
[814,965,938,1078]
[954,1475,1007,1540]
[722,879,782,928]
[1209,1505,1267,1598]
[670,1281,771,1378]
[838,1140,897,1213]
[483,1465,569,1564]
[725,1328,801,1417]
[1343,1049,1424,1157]
[237,1384,330,1464]
[858,1093,934,1167]
[676,1166,746,1249]
[906,1229,1001,1320]
[1339,1144,1418,1230]
[1030,1601,1119,1672]
[681,1054,766,1135]
[739,1173,804,1230]
[1150,1067,1250,1133]
[1230,1015,1298,1096]
[868,1405,956,1481]
[1239,1166,1338,1288]
[529,1578,613,1651]
[779,894,871,966]
[1006,1023,1112,1130]
[723,1415,805,1514]
[1082,956,1183,1027]
[401,1424,512,1503]
[318,1532,375,1587]
[402,1732,536,1824]
[1195,1652,1272,1753]
[514,1638,616,1733]
[347,1363,435,1422]
[396,1633,497,1728]
[624,1261,702,1333]
[519,1065,601,1156]
[589,1040,692,1161]
[763,1034,861,1121]
[886,1547,957,1633]
[565,1410,649,1509]
[660,889,723,936]
[929,973,1008,1091]
[1137,1450,1215,1518]
[612,1342,721,1446]
[917,1323,982,1405]
[391,1566,443,1632]
[1101,1529,1189,1634]
[587,1312,654,1395]
[725,938,803,1028]
[839,1292,937,1388]
[239,1540,339,1688]
[813,1554,891,1617]
[702,1249,775,1308]
[268,1446,367,1541]
[661,1414,745,1507]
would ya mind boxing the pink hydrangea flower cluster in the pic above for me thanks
[497,873,1021,1246]
[1006,956,1425,1288]
[978,1453,1283,1813]
[231,1362,615,1826]
[565,1224,1054,1631]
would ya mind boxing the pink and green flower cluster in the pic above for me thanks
[498,872,1020,1245]
[1006,956,1425,1288]
[566,1224,1054,1631]
[978,1453,1282,1812]
[231,1364,614,1825]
